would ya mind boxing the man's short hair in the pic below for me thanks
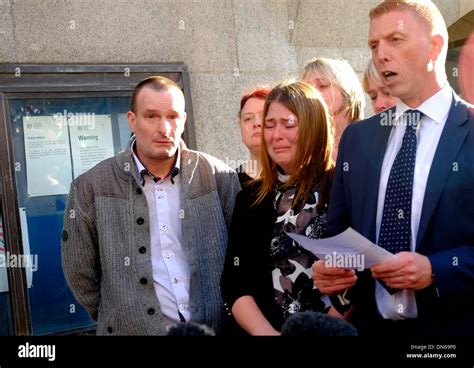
[369,1,448,45]
[130,76,184,113]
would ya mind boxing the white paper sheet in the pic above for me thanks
[0,209,35,293]
[20,208,34,288]
[70,114,114,178]
[23,116,73,197]
[286,227,395,270]
[0,218,6,292]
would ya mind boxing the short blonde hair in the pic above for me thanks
[370,1,448,56]
[301,58,365,123]
[362,61,384,93]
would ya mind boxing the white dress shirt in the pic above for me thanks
[132,145,191,327]
[375,83,453,320]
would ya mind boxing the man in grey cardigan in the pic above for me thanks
[61,76,240,335]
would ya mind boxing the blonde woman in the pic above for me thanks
[362,61,397,114]
[301,57,365,159]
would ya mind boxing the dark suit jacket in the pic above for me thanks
[326,91,474,336]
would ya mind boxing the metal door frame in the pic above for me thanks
[0,63,196,335]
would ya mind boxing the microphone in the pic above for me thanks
[166,322,216,336]
[281,311,358,336]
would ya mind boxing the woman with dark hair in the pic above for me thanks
[236,87,271,185]
[221,81,337,335]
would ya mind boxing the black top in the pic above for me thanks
[220,180,330,334]
[236,164,253,187]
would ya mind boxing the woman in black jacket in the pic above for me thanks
[221,81,336,335]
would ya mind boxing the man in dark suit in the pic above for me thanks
[312,0,474,336]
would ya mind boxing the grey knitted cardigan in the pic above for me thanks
[61,146,240,335]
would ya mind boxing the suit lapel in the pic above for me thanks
[361,112,393,242]
[416,95,470,248]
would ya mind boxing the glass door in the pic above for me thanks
[8,94,131,335]
[0,63,195,335]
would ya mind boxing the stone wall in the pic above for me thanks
[0,0,469,164]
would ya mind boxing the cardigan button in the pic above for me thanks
[147,308,155,315]
[136,188,142,195]
[136,217,144,225]
[140,277,148,285]
[139,246,146,254]
[107,326,113,333]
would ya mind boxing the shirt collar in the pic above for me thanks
[395,83,452,125]
[277,171,290,184]
[131,137,181,186]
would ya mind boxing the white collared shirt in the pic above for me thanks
[375,83,452,320]
[132,143,191,327]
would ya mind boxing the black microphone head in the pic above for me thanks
[166,322,215,336]
[281,311,358,336]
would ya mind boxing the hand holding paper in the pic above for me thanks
[286,227,395,271]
